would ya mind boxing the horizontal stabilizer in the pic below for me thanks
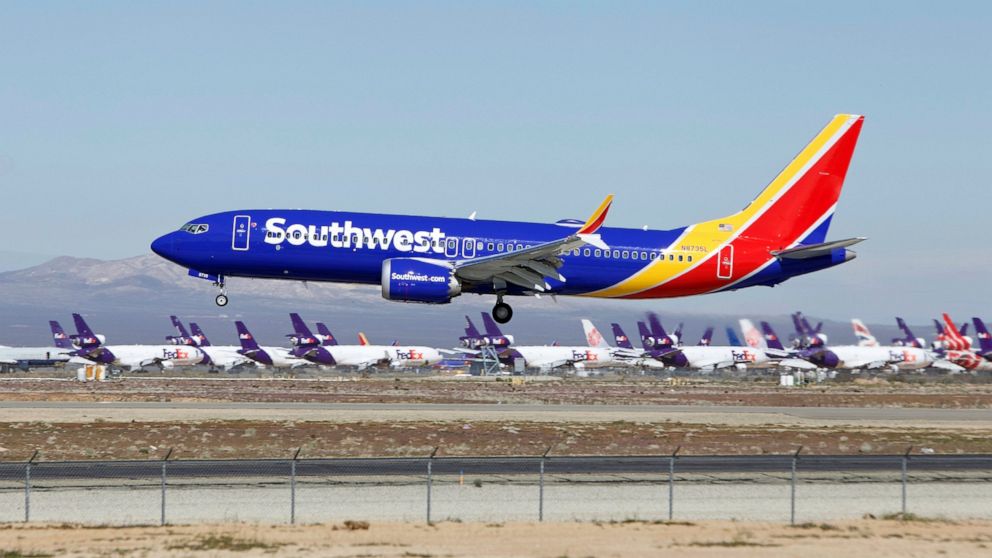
[771,237,866,260]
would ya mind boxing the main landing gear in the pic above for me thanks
[214,276,229,307]
[492,295,513,324]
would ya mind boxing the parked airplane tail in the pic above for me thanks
[895,317,923,348]
[637,321,654,350]
[759,321,785,350]
[49,321,74,350]
[289,313,316,337]
[358,332,370,346]
[581,319,610,348]
[739,319,766,349]
[189,323,212,347]
[672,323,684,346]
[611,323,634,350]
[315,322,338,346]
[697,327,714,346]
[170,315,192,338]
[851,319,878,347]
[647,313,675,347]
[940,313,972,351]
[234,321,261,350]
[972,317,992,354]
[464,315,482,339]
[725,326,743,347]
[481,312,506,337]
[71,313,104,347]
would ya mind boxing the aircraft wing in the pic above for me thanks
[771,237,866,260]
[764,348,794,359]
[931,359,965,372]
[453,196,613,292]
[0,358,16,365]
[776,358,817,370]
[693,359,736,371]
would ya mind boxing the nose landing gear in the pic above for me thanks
[492,295,513,324]
[214,276,229,307]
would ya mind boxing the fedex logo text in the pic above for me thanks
[264,218,445,253]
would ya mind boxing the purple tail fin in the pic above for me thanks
[611,323,634,350]
[673,322,684,345]
[481,313,506,337]
[289,313,316,338]
[637,321,653,349]
[464,316,482,339]
[972,317,992,353]
[235,321,262,351]
[189,323,212,347]
[933,319,944,336]
[315,322,338,346]
[170,315,192,338]
[760,321,785,350]
[71,313,104,348]
[647,313,673,346]
[697,327,714,346]
[895,318,921,348]
[959,323,969,337]
[50,321,73,349]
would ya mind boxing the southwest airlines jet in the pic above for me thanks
[152,115,865,323]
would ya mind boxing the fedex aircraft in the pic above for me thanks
[152,115,866,324]
[641,314,773,370]
[459,313,514,350]
[478,317,612,370]
[287,313,392,369]
[63,314,205,370]
[234,321,305,368]
[165,316,251,371]
[845,319,939,370]
[972,317,992,361]
[789,312,900,370]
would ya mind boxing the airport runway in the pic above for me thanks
[1,400,990,427]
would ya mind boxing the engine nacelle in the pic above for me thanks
[381,258,461,304]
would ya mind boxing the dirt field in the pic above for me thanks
[1,418,990,461]
[2,375,992,407]
[1,518,990,557]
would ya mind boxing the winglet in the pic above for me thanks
[577,195,614,235]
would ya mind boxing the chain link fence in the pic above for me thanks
[1,453,990,525]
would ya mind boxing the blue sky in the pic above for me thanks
[1,2,989,323]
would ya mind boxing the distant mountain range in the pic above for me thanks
[0,255,922,349]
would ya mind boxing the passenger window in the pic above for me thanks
[632,252,639,260]
[476,241,483,250]
[487,242,494,251]
[497,243,504,251]
[583,248,590,257]
[678,255,684,262]
[650,252,657,260]
[641,252,647,259]
[516,244,523,251]
[613,250,620,258]
[622,250,629,259]
[594,249,602,257]
[669,254,674,261]
[688,256,693,262]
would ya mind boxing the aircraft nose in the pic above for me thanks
[151,232,178,261]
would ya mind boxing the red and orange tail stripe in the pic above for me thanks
[577,195,614,235]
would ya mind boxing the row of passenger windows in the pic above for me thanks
[263,230,694,262]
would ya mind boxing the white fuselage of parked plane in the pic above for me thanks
[198,345,253,370]
[826,345,903,369]
[326,345,391,369]
[75,345,206,369]
[380,346,444,367]
[678,346,773,370]
[509,346,614,370]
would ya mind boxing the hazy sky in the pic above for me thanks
[1,2,989,323]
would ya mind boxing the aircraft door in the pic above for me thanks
[232,215,251,251]
[717,245,733,279]
[462,237,476,258]
[444,237,459,258]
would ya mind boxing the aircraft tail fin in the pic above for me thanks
[895,317,922,348]
[50,320,74,350]
[739,319,766,349]
[481,313,506,337]
[289,313,315,337]
[235,321,262,352]
[637,321,653,350]
[315,322,338,346]
[726,326,743,347]
[464,316,482,339]
[851,319,878,347]
[697,327,714,346]
[189,323,211,347]
[170,315,191,338]
[358,332,370,346]
[760,321,785,351]
[611,323,634,350]
[972,317,992,353]
[581,319,610,348]
[647,313,674,347]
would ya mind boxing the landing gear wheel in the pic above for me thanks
[215,294,229,307]
[492,302,513,324]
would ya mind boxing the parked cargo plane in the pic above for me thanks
[234,321,305,368]
[165,316,251,371]
[62,314,205,370]
[152,115,866,323]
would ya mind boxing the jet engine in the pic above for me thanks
[381,258,461,304]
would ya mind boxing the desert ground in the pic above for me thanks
[1,518,991,557]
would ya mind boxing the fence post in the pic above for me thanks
[24,450,38,523]
[291,448,301,525]
[790,446,803,526]
[539,446,551,522]
[161,448,172,526]
[426,446,438,524]
[668,446,680,521]
[901,446,912,516]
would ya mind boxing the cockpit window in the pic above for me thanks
[180,223,209,234]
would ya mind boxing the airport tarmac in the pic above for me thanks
[1,400,989,428]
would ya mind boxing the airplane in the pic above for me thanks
[152,114,867,324]
[788,312,900,370]
[640,314,773,370]
[934,313,992,371]
[315,322,337,346]
[459,313,514,350]
[739,319,766,350]
[725,326,743,347]
[287,313,390,369]
[846,319,942,371]
[492,319,614,371]
[165,316,251,371]
[0,323,72,371]
[893,317,926,348]
[234,321,305,368]
[65,314,205,371]
[972,317,992,361]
